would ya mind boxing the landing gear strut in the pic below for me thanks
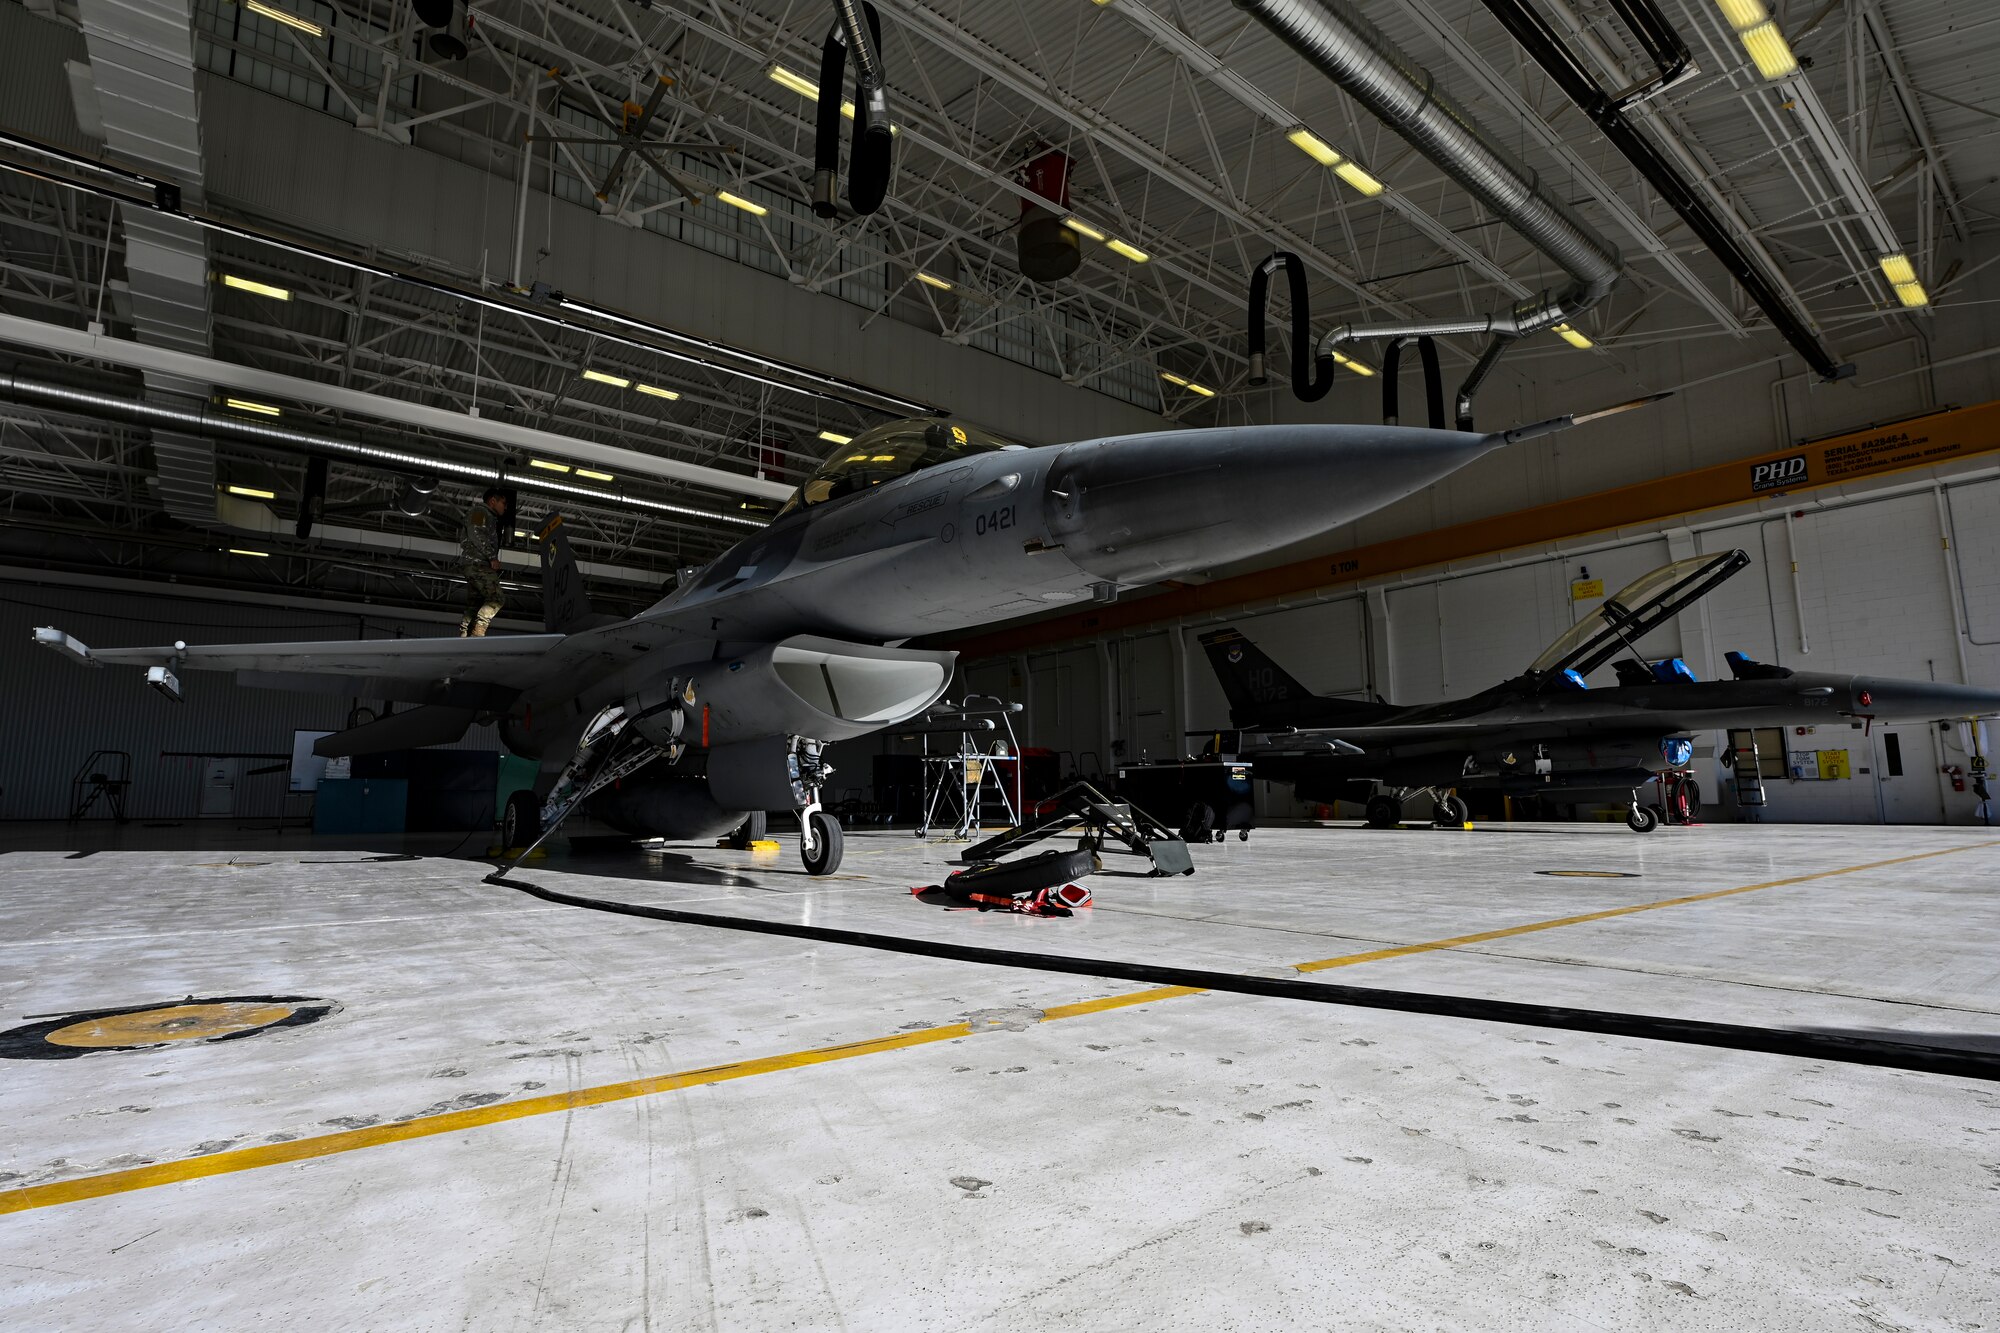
[792,739,844,876]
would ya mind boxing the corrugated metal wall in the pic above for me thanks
[0,581,497,822]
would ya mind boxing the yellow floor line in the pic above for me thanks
[3,840,1991,1217]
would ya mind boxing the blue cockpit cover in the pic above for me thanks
[1651,657,1698,685]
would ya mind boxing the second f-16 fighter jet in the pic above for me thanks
[1200,550,2000,832]
[37,413,1577,874]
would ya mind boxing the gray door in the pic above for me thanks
[1873,726,1945,824]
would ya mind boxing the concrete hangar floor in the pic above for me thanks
[1,819,1996,1331]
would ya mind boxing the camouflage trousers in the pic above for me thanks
[460,562,502,636]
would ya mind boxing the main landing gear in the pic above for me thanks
[1365,787,1467,829]
[488,695,685,879]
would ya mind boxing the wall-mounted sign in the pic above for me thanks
[1817,749,1851,780]
[1751,453,1809,491]
[1569,578,1604,601]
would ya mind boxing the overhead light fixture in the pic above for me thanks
[529,459,572,473]
[1106,238,1149,263]
[513,529,531,539]
[818,430,853,445]
[226,485,276,499]
[916,271,953,291]
[226,547,270,558]
[716,191,768,217]
[1160,372,1215,397]
[636,383,680,400]
[1878,253,1929,307]
[765,63,898,133]
[1160,371,1188,386]
[1331,351,1377,377]
[1713,0,1798,80]
[1185,382,1216,398]
[576,468,615,482]
[224,398,280,416]
[1063,217,1107,242]
[245,0,324,36]
[222,274,291,301]
[1286,127,1343,168]
[1552,323,1595,350]
[581,368,630,388]
[1333,162,1386,198]
[1286,126,1386,197]
[767,64,819,98]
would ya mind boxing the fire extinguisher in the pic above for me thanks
[1943,765,1966,792]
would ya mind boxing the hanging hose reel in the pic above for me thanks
[1381,335,1445,429]
[813,0,892,218]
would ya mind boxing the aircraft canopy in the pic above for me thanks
[1528,550,1751,679]
[780,418,1017,516]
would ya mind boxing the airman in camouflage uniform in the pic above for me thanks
[459,488,510,636]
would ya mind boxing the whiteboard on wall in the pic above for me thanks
[290,731,332,792]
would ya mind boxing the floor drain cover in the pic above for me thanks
[0,996,338,1060]
[1536,870,1640,879]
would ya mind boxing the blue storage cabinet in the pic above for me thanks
[313,778,408,834]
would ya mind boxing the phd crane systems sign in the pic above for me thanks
[1751,453,1809,491]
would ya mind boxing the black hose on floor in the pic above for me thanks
[482,871,2000,1084]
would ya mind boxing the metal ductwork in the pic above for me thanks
[75,0,219,524]
[1236,0,1623,426]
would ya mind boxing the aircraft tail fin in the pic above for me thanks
[1198,627,1375,728]
[537,515,599,634]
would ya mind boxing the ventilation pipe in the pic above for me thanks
[1234,0,1623,428]
[1380,335,1445,429]
[1246,252,1336,402]
[813,0,892,217]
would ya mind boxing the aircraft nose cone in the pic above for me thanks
[1851,677,2000,720]
[1042,425,1497,583]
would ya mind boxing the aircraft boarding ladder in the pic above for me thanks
[1726,729,1768,820]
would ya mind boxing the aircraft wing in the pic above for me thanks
[34,627,567,695]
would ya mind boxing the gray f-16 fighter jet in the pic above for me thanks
[36,413,1567,874]
[1200,550,2000,831]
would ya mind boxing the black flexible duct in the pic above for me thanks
[1603,0,1692,97]
[813,0,892,218]
[1380,335,1445,428]
[1245,252,1335,403]
[1478,0,1851,382]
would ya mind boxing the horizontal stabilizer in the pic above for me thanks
[314,705,479,757]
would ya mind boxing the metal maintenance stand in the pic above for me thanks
[917,696,1023,839]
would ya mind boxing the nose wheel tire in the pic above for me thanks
[801,811,845,875]
[1626,803,1659,833]
[1431,794,1469,827]
[502,790,542,849]
[723,810,767,850]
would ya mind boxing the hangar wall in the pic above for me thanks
[958,460,2000,827]
[0,580,498,822]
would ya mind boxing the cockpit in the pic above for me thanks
[777,418,1019,517]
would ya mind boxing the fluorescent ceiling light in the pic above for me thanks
[245,0,324,36]
[576,468,615,482]
[1105,238,1149,263]
[916,271,953,291]
[1286,127,1344,168]
[1878,253,1917,285]
[529,459,572,473]
[765,64,898,133]
[1063,217,1106,242]
[222,274,291,301]
[513,529,531,539]
[818,430,853,445]
[1160,371,1189,386]
[1185,381,1216,398]
[224,398,280,416]
[767,64,819,97]
[1892,280,1930,309]
[717,191,767,217]
[226,485,276,499]
[635,383,680,400]
[1713,0,1797,79]
[1331,351,1376,377]
[1333,162,1386,198]
[581,368,630,388]
[226,547,270,558]
[1552,323,1595,350]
